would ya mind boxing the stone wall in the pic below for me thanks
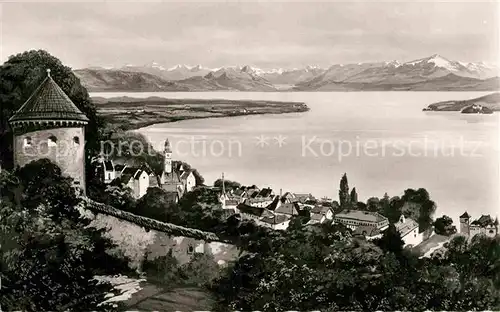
[82,198,240,269]
[13,126,86,189]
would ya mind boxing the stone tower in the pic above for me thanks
[164,138,172,174]
[459,211,470,235]
[9,69,89,193]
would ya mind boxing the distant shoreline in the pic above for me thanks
[94,96,309,131]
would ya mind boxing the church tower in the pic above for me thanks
[164,138,172,174]
[9,69,89,193]
[459,211,470,236]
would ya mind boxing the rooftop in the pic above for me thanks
[471,215,495,227]
[9,70,89,124]
[395,217,419,237]
[459,211,471,219]
[275,202,299,216]
[237,203,271,218]
[311,205,331,215]
[260,214,290,225]
[335,210,388,223]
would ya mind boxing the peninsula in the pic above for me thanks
[422,92,500,112]
[94,96,308,130]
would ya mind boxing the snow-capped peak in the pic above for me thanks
[149,62,166,70]
[404,54,463,71]
[167,64,190,71]
[385,60,401,67]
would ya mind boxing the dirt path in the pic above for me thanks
[125,283,215,311]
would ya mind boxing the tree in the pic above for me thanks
[374,224,405,255]
[366,197,380,212]
[0,50,102,170]
[339,173,350,208]
[434,215,457,236]
[350,187,358,204]
[214,178,241,190]
[400,188,436,232]
[0,159,130,310]
[134,187,180,222]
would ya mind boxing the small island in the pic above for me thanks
[460,104,493,114]
[94,96,309,130]
[422,92,500,112]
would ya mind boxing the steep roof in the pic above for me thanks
[395,217,419,237]
[260,214,290,225]
[275,202,299,216]
[459,211,471,219]
[335,210,388,223]
[471,215,494,227]
[257,188,273,198]
[237,203,272,218]
[309,213,324,222]
[311,205,330,215]
[9,71,89,124]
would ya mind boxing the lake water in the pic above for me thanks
[92,91,500,223]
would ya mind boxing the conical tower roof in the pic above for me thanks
[164,139,172,153]
[9,69,89,125]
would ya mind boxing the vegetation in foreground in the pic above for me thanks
[211,221,500,311]
[0,160,133,311]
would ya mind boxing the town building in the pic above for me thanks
[275,202,300,217]
[159,139,196,195]
[307,205,334,224]
[120,167,151,199]
[260,214,290,231]
[236,203,274,222]
[353,226,382,240]
[98,139,196,199]
[333,210,389,231]
[460,212,498,238]
[9,69,89,193]
[394,215,423,247]
[244,196,275,208]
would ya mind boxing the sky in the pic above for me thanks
[1,1,499,69]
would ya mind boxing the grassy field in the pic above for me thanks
[94,96,309,131]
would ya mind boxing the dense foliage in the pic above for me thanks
[212,221,500,311]
[0,50,102,169]
[0,159,131,311]
[337,175,436,232]
[142,250,221,288]
[434,215,458,236]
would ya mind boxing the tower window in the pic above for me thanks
[23,137,32,147]
[73,136,80,146]
[48,135,57,147]
[187,246,194,254]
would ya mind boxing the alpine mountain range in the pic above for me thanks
[75,54,500,92]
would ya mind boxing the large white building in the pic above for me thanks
[394,215,423,247]
[334,210,389,231]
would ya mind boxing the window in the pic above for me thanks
[187,246,194,254]
[23,137,32,147]
[108,173,111,180]
[73,136,80,146]
[48,135,57,147]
